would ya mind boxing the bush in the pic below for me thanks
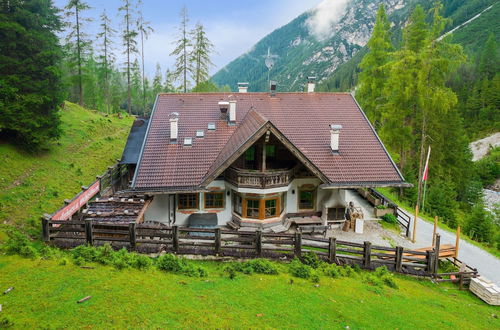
[225,265,238,279]
[156,254,207,277]
[300,252,322,269]
[95,244,115,265]
[321,263,341,278]
[19,245,38,259]
[71,245,98,263]
[246,259,279,274]
[364,266,398,289]
[3,228,31,255]
[0,316,14,328]
[132,253,153,270]
[381,214,397,225]
[289,259,312,279]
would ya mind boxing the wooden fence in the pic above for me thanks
[42,219,447,277]
[369,188,411,237]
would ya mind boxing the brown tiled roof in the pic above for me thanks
[132,93,405,191]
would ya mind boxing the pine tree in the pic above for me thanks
[64,0,92,106]
[96,9,116,114]
[136,0,153,116]
[478,33,499,80]
[190,23,215,88]
[119,0,138,114]
[0,0,64,149]
[170,6,192,93]
[357,4,392,124]
[153,63,163,96]
[164,69,176,92]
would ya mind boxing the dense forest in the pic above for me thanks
[0,0,220,151]
[356,3,499,249]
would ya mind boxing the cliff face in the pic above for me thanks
[212,0,408,92]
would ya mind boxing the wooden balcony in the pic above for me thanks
[225,167,294,189]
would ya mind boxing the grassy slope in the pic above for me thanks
[0,102,133,233]
[0,255,498,329]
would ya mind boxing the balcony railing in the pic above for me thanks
[225,167,294,189]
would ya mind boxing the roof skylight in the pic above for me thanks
[208,122,216,130]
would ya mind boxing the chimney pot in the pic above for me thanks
[169,112,179,142]
[307,76,316,93]
[218,101,229,114]
[330,124,342,152]
[270,81,277,96]
[237,82,249,93]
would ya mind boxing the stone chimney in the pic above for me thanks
[169,112,179,142]
[330,124,342,152]
[307,76,316,93]
[238,82,249,93]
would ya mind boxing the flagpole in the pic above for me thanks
[421,146,431,212]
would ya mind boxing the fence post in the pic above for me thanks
[294,232,302,258]
[363,241,372,269]
[434,233,441,275]
[432,216,438,246]
[395,246,403,272]
[129,222,136,251]
[426,250,435,274]
[255,230,262,257]
[215,228,221,255]
[85,219,93,246]
[172,225,179,253]
[42,216,50,242]
[328,237,337,264]
[455,226,460,258]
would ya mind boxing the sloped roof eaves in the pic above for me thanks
[349,93,405,182]
[131,94,159,188]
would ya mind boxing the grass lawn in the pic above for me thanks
[0,255,499,329]
[0,102,133,234]
[376,188,500,259]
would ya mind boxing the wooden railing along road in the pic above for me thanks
[41,219,469,278]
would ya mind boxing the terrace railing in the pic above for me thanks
[225,167,294,189]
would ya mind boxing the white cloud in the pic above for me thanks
[306,0,351,40]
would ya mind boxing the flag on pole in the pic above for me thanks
[422,146,431,181]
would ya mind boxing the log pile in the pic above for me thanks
[469,277,500,305]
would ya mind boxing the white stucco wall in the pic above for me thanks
[143,179,374,226]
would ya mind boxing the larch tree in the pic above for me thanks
[119,0,138,114]
[0,0,64,149]
[96,9,116,114]
[189,23,215,88]
[64,0,91,106]
[136,0,153,116]
[170,6,192,93]
[380,4,465,211]
[357,4,392,125]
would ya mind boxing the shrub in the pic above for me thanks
[311,272,320,283]
[300,252,322,269]
[289,259,312,279]
[0,316,14,328]
[95,244,115,265]
[225,265,238,279]
[321,263,341,278]
[376,205,387,209]
[71,245,97,263]
[132,254,153,270]
[19,245,38,259]
[381,214,397,225]
[3,228,31,255]
[247,259,279,275]
[365,266,398,289]
[156,254,207,277]
[112,249,133,270]
[39,245,61,260]
[59,258,69,266]
[73,256,85,266]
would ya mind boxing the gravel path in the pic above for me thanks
[326,213,500,285]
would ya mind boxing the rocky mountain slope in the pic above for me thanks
[212,0,498,92]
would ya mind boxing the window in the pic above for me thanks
[178,193,199,210]
[245,146,256,168]
[233,193,242,215]
[265,199,277,217]
[298,189,315,210]
[246,199,260,219]
[205,192,224,209]
[266,145,276,160]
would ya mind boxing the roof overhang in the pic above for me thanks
[319,182,413,189]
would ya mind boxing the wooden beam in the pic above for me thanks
[135,199,152,224]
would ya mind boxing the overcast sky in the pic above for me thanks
[53,0,322,79]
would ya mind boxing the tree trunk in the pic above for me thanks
[76,7,83,106]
